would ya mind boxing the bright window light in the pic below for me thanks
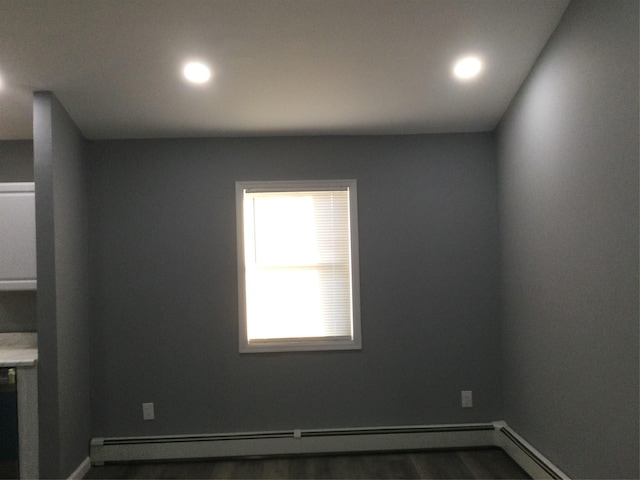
[453,56,483,80]
[236,180,361,353]
[182,61,212,84]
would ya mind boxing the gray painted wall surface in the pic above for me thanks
[497,0,639,478]
[0,140,33,182]
[0,140,36,332]
[0,291,37,332]
[88,133,502,437]
[34,92,92,478]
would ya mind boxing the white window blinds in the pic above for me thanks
[237,180,361,352]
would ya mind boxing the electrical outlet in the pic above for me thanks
[461,390,473,408]
[142,402,155,420]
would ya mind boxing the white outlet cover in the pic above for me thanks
[461,390,473,408]
[142,402,155,420]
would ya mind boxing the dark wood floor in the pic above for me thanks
[85,448,530,479]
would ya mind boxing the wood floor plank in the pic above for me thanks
[208,459,237,479]
[153,460,215,479]
[84,463,137,479]
[260,457,291,479]
[140,462,183,479]
[85,448,531,479]
[355,453,419,479]
[329,454,369,479]
[410,450,476,479]
[286,455,312,479]
[300,454,334,479]
[457,449,530,479]
[219,458,264,479]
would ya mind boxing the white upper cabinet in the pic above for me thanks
[0,183,36,290]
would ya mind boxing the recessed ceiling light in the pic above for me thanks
[183,61,212,84]
[453,56,483,80]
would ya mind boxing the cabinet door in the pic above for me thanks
[0,183,36,290]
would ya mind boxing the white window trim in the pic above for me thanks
[236,179,362,353]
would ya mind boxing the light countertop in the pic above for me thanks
[0,333,38,366]
[0,348,38,366]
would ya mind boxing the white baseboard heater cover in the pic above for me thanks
[492,421,569,480]
[91,423,493,465]
[91,421,569,479]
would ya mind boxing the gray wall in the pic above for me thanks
[88,133,502,437]
[0,291,37,333]
[497,0,639,478]
[34,92,92,478]
[0,140,33,182]
[0,140,37,332]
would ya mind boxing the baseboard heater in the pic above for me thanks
[91,421,569,479]
[91,423,494,465]
[492,421,569,479]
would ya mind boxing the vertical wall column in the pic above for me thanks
[33,92,91,479]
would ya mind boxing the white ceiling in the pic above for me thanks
[0,0,569,140]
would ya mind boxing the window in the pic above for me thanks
[236,180,361,353]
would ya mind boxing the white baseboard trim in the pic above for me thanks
[91,421,569,479]
[67,456,91,479]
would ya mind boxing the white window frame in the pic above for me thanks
[236,179,361,353]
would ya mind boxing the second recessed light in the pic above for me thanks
[183,61,212,84]
[453,56,483,80]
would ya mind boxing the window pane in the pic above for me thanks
[247,268,323,339]
[250,191,350,266]
[237,180,360,352]
[246,265,352,340]
[252,194,319,266]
